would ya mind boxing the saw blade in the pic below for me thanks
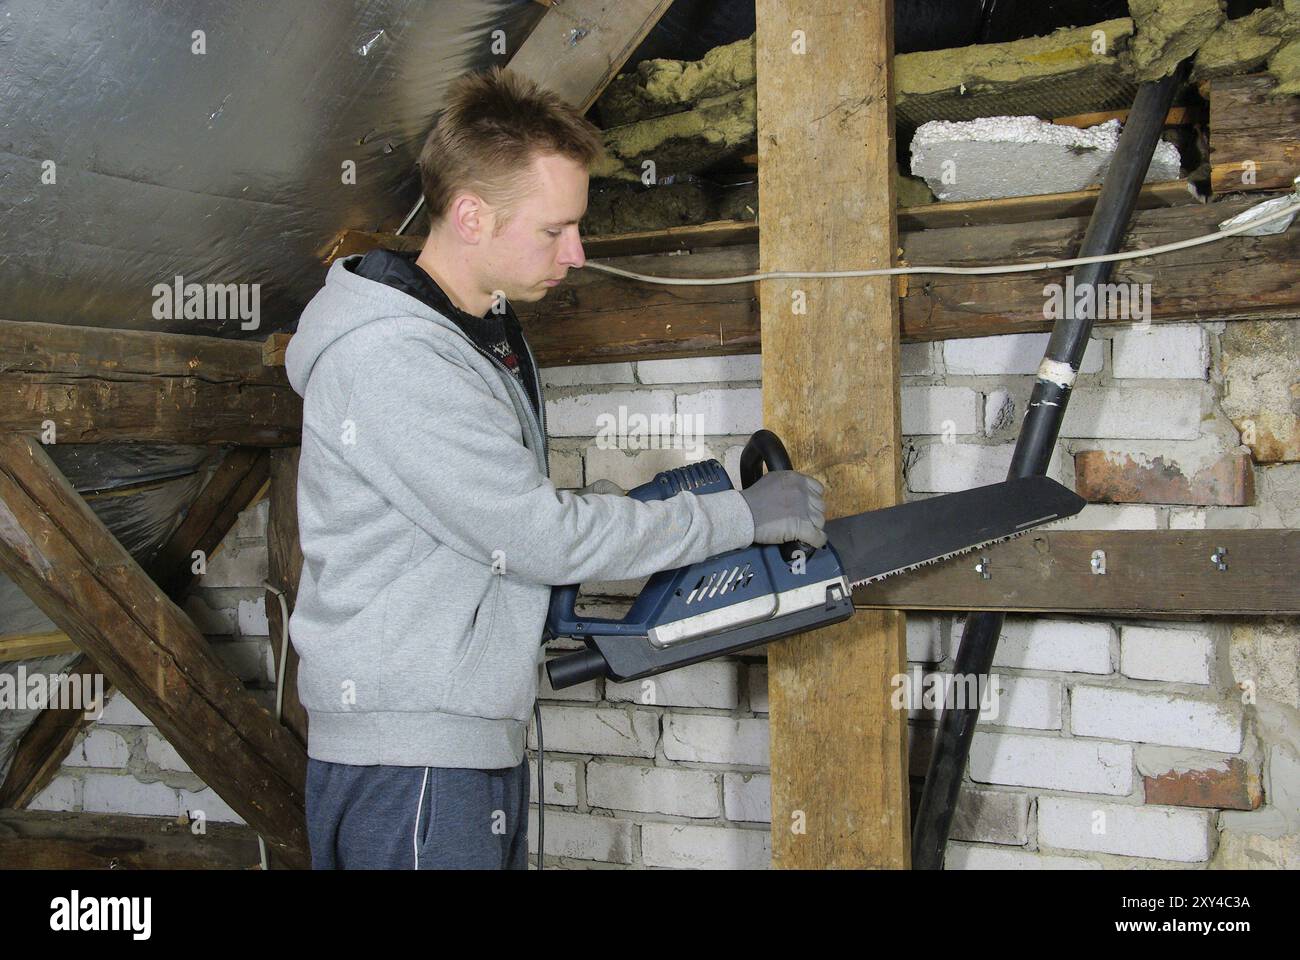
[822,476,1087,591]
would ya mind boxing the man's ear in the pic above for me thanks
[448,192,486,244]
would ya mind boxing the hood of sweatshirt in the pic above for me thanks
[285,254,468,397]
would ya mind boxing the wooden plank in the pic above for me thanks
[322,181,1198,265]
[1210,74,1300,195]
[0,448,273,811]
[0,320,302,446]
[0,630,78,662]
[1051,106,1197,128]
[756,1,909,869]
[0,810,260,870]
[507,0,677,113]
[0,435,308,866]
[894,179,1196,232]
[265,448,308,750]
[514,194,1298,365]
[852,530,1300,616]
[152,448,270,599]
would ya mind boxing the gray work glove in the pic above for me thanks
[739,471,827,548]
[577,478,626,496]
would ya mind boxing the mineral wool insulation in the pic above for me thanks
[909,116,1183,202]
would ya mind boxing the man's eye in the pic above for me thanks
[545,229,561,238]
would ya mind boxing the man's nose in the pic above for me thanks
[560,229,585,269]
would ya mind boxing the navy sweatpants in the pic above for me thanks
[306,756,530,869]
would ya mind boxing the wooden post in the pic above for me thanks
[755,1,910,867]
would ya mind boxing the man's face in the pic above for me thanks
[478,152,588,303]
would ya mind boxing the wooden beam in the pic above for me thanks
[507,0,677,113]
[1210,74,1300,195]
[0,810,260,870]
[0,320,301,446]
[322,180,1198,265]
[515,195,1294,364]
[265,448,309,750]
[0,446,271,810]
[0,435,308,866]
[757,1,909,869]
[151,447,271,599]
[0,630,79,662]
[853,530,1300,616]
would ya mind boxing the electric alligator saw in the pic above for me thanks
[544,429,1085,689]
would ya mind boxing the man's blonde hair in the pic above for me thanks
[418,66,604,233]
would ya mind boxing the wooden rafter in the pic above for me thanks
[509,0,677,113]
[0,320,301,446]
[0,437,306,866]
[0,810,260,870]
[0,444,273,810]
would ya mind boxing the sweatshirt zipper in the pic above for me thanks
[459,325,549,472]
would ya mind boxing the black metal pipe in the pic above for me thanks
[910,63,1189,870]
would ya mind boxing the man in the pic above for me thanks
[284,66,826,870]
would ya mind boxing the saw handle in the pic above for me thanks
[739,429,817,563]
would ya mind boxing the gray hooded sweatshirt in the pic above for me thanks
[284,255,756,769]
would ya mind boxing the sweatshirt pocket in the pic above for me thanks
[440,575,544,722]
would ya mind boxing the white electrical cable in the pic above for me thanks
[580,196,1300,286]
[257,581,293,871]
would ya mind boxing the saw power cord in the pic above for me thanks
[581,193,1300,286]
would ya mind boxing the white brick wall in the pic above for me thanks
[1119,625,1214,684]
[528,705,658,758]
[541,363,635,387]
[1037,797,1214,861]
[605,660,740,709]
[901,386,981,435]
[63,729,130,768]
[956,618,1113,674]
[675,388,762,436]
[944,333,1104,376]
[584,444,718,491]
[530,757,579,806]
[548,450,583,488]
[641,822,770,869]
[545,389,676,437]
[908,442,1015,492]
[985,675,1063,730]
[1070,686,1243,752]
[748,664,768,714]
[723,772,771,822]
[82,774,180,817]
[526,808,636,863]
[1111,325,1207,379]
[586,762,721,817]
[1059,385,1203,440]
[944,844,1101,869]
[662,715,769,766]
[967,731,1133,795]
[637,355,762,383]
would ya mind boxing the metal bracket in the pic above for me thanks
[975,557,992,580]
[1211,546,1229,572]
[1090,549,1107,575]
